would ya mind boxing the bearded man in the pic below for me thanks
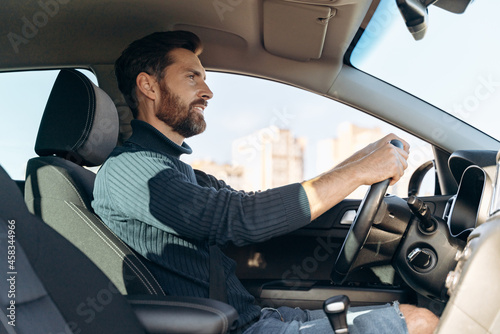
[93,30,438,334]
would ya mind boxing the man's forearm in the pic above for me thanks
[301,164,362,221]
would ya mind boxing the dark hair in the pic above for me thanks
[115,30,202,118]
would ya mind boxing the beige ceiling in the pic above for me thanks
[0,0,372,94]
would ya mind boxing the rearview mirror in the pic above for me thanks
[396,0,474,41]
[396,0,428,40]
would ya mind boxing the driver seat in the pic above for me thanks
[1,162,239,333]
[24,69,165,296]
[0,164,147,334]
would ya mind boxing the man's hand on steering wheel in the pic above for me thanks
[349,134,409,186]
[301,134,410,222]
[331,138,407,283]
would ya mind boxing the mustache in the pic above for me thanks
[190,99,208,108]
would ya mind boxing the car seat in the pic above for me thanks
[1,163,238,333]
[24,69,165,296]
[1,163,148,333]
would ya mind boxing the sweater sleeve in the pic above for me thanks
[98,151,311,247]
[194,169,248,193]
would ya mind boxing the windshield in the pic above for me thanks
[351,0,500,141]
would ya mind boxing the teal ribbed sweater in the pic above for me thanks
[92,120,311,328]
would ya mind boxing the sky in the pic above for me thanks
[351,0,500,139]
[1,0,499,181]
[184,72,393,165]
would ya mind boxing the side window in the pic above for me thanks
[0,69,98,180]
[183,72,435,199]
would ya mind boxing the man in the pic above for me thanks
[93,31,438,333]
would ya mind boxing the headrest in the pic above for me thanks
[35,69,119,167]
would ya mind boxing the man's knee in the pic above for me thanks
[399,304,439,334]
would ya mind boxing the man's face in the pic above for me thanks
[155,48,213,139]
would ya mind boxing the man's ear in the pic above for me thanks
[136,72,158,101]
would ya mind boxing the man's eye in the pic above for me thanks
[188,75,195,79]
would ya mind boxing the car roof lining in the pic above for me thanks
[0,0,372,95]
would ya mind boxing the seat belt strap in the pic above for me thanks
[209,245,228,303]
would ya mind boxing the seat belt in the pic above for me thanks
[194,171,228,303]
[209,245,228,303]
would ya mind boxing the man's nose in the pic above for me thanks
[199,81,213,101]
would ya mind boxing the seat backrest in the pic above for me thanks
[24,69,165,297]
[0,164,146,334]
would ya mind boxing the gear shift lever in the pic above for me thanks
[323,295,350,334]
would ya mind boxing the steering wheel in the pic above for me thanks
[331,139,404,284]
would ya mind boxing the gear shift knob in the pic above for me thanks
[323,295,350,334]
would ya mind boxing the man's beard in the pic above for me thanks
[156,83,207,139]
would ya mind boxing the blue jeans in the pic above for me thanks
[243,301,408,334]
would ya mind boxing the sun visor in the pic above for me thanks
[263,0,334,61]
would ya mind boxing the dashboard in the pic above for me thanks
[436,150,500,333]
[445,152,496,239]
[391,150,497,310]
[444,151,497,235]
